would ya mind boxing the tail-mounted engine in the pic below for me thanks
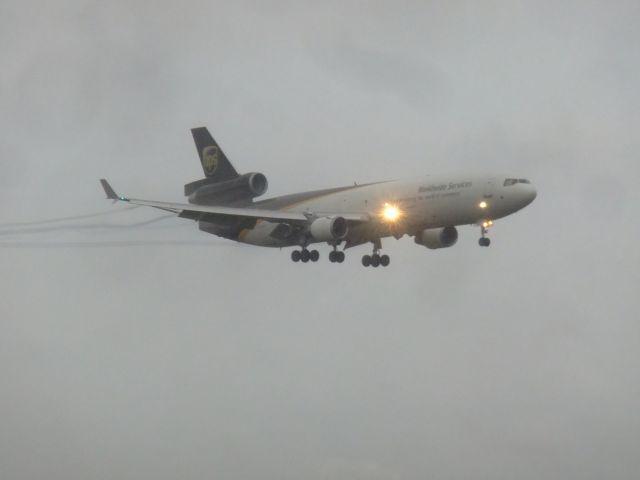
[414,226,458,249]
[185,172,268,205]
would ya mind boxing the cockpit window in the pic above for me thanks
[504,178,531,186]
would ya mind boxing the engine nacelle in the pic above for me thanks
[309,216,348,242]
[414,226,458,249]
[185,172,268,205]
[245,172,269,196]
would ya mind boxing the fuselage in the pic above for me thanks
[101,127,538,265]
[234,174,536,248]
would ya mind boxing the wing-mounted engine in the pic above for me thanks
[414,226,458,249]
[309,216,348,242]
[185,172,268,205]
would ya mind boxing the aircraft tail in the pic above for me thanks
[191,127,239,182]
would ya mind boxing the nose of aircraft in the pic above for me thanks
[522,183,537,206]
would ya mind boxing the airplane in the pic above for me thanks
[100,127,537,267]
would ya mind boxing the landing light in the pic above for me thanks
[382,203,401,222]
[479,201,488,209]
[482,220,494,228]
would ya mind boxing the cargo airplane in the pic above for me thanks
[100,127,536,267]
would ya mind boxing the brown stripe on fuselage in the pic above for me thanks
[238,228,250,240]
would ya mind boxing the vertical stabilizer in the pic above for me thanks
[191,127,239,182]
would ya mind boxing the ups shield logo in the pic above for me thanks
[202,146,219,175]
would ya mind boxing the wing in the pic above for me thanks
[99,179,370,224]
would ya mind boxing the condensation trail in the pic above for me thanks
[0,208,245,249]
[0,206,140,228]
[0,213,182,235]
[0,240,247,249]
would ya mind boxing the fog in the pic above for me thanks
[1,1,639,479]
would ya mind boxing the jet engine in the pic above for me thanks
[186,172,268,205]
[414,226,458,249]
[309,216,348,242]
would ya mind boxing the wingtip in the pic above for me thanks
[99,179,118,200]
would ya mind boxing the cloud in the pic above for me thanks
[1,2,639,480]
[311,37,451,110]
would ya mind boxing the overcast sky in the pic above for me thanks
[1,1,639,479]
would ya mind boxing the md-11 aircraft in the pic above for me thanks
[100,127,536,267]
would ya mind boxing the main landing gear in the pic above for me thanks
[361,239,390,268]
[290,239,391,266]
[291,248,319,263]
[292,248,345,263]
[478,223,492,247]
[328,245,345,263]
[361,253,390,267]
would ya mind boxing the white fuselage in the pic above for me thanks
[239,174,537,247]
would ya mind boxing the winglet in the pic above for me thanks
[100,179,123,201]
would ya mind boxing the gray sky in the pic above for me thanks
[1,1,639,479]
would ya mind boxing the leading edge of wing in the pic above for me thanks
[99,179,370,224]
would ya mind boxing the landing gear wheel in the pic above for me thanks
[478,237,491,247]
[330,249,345,263]
[362,254,371,267]
[309,250,320,262]
[291,250,301,262]
[380,254,390,267]
[370,254,380,268]
[300,249,310,262]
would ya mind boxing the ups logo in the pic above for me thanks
[202,145,219,175]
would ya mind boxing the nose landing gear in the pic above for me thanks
[478,221,492,247]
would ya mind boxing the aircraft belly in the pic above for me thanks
[237,177,495,247]
[238,221,284,247]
